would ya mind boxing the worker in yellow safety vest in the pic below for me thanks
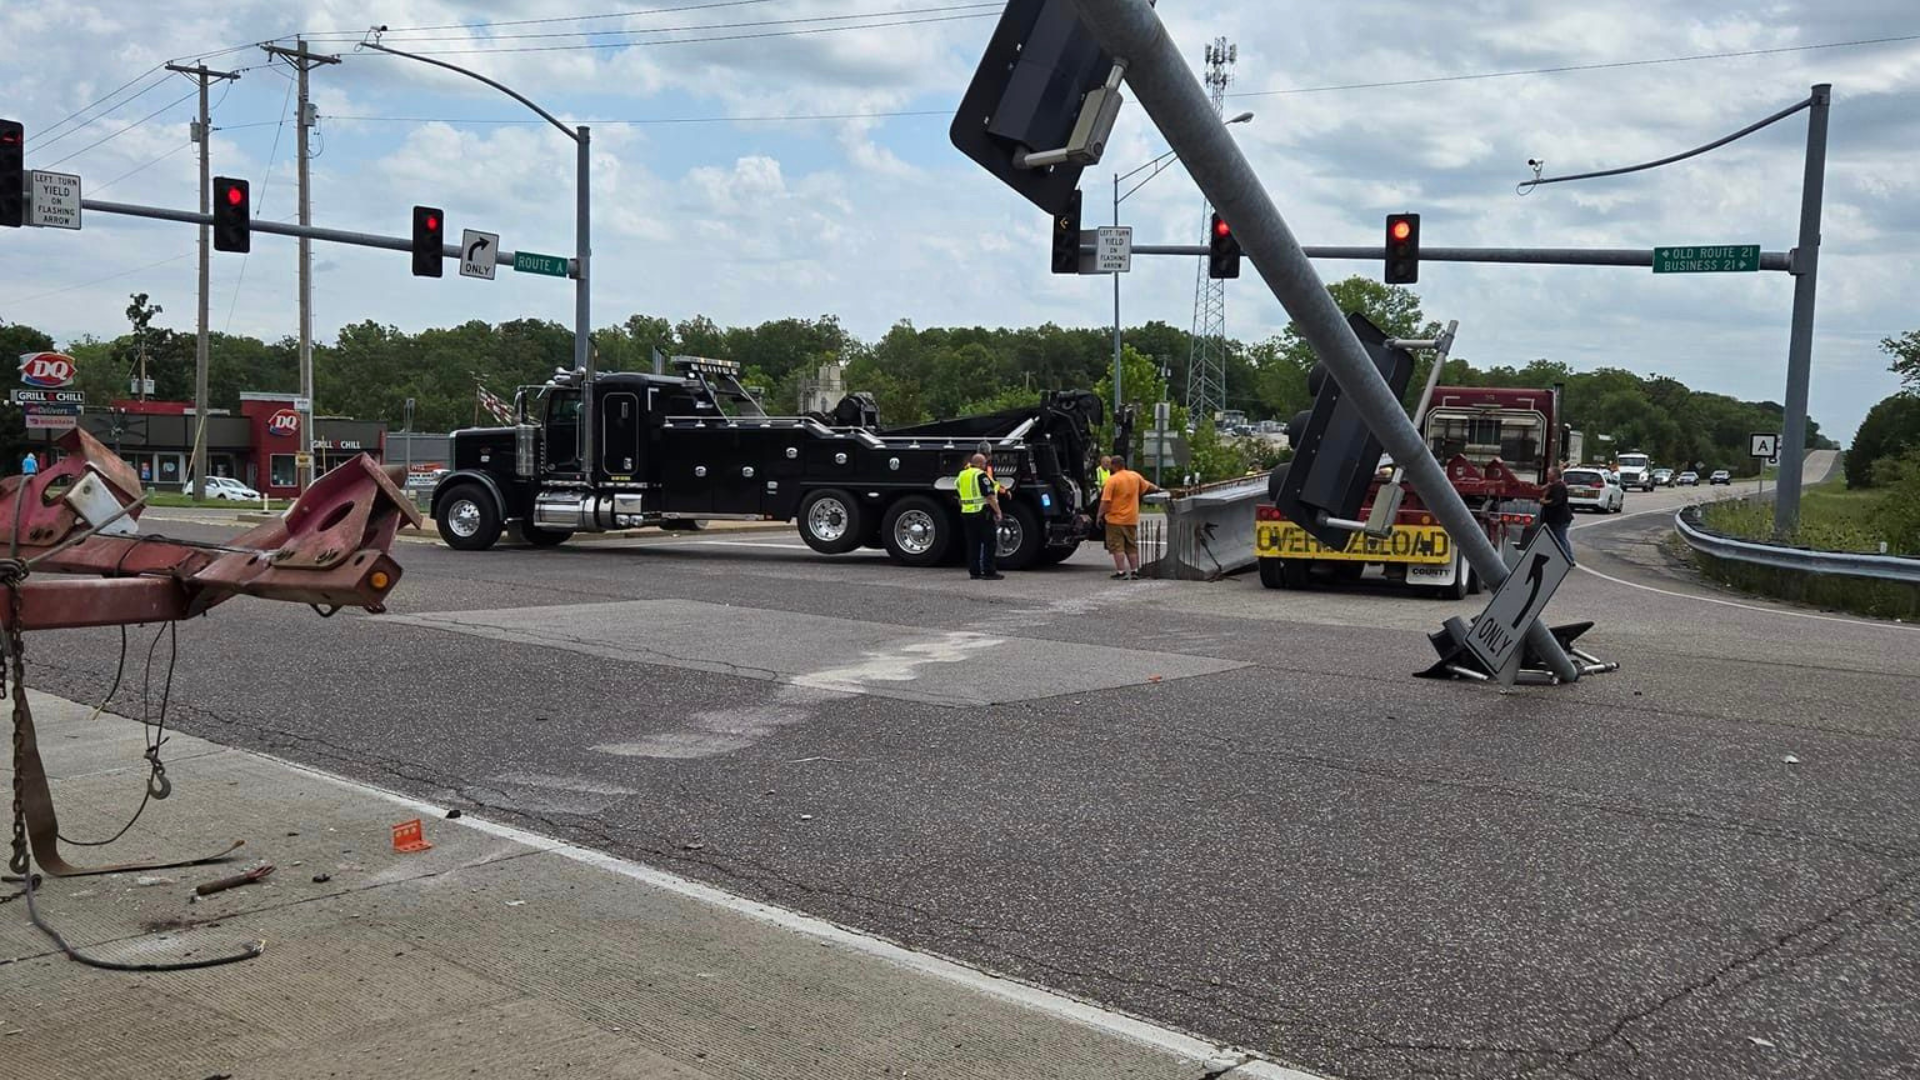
[956,453,1004,580]
[1096,455,1112,491]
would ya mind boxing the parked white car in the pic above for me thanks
[1563,467,1624,513]
[196,476,263,501]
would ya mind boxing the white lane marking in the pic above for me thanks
[1573,562,1918,632]
[794,631,1003,693]
[256,749,1325,1080]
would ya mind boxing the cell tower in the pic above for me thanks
[1186,37,1236,422]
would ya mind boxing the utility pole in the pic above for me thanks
[263,40,339,493]
[1186,37,1235,423]
[165,62,240,501]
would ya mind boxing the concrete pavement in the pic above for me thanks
[3,693,1308,1080]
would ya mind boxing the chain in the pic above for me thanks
[6,569,28,877]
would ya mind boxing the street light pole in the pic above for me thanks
[358,34,593,474]
[1110,112,1251,460]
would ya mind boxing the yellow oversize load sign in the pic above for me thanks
[1255,522,1453,565]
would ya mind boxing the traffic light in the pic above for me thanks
[411,205,444,278]
[1051,189,1081,275]
[212,177,250,252]
[1384,212,1420,284]
[1,119,24,228]
[1268,312,1416,549]
[1208,213,1241,279]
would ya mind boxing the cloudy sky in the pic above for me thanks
[2,0,1915,439]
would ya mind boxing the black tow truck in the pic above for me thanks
[430,357,1108,570]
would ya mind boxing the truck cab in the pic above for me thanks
[431,357,1104,571]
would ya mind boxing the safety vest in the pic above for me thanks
[1096,466,1111,490]
[957,467,990,514]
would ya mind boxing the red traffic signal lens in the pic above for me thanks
[1390,219,1412,241]
[225,186,244,206]
[425,215,440,231]
[1214,219,1232,238]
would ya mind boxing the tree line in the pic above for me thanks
[2,276,1836,483]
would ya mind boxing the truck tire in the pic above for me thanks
[519,523,573,548]
[798,488,864,555]
[995,501,1044,571]
[880,494,951,567]
[1258,557,1287,589]
[437,484,503,551]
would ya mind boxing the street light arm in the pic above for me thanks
[358,38,579,141]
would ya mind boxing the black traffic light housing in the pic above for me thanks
[212,176,250,253]
[1384,212,1420,284]
[411,205,444,278]
[1208,213,1241,279]
[1269,312,1416,549]
[2,119,27,228]
[1051,189,1082,274]
[950,0,1113,215]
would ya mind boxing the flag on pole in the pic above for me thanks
[476,384,515,426]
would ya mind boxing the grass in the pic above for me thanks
[1699,481,1896,554]
[1688,478,1919,620]
[143,491,294,511]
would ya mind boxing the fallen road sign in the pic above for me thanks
[1463,527,1572,680]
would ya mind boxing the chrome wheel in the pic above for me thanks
[893,509,938,556]
[995,514,1024,559]
[807,496,851,543]
[448,499,482,539]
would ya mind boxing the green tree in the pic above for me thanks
[1848,392,1920,488]
[1882,329,1920,394]
[0,321,54,470]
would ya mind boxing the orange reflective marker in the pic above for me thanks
[391,818,432,854]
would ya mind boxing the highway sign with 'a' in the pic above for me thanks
[1750,432,1779,459]
[461,229,500,280]
[513,251,569,278]
[1464,528,1573,678]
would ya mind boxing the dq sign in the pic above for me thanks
[267,409,300,437]
[19,352,77,388]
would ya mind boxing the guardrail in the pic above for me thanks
[1674,504,1920,584]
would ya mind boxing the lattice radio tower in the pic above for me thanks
[1186,37,1236,422]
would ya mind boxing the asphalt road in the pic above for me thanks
[26,449,1920,1080]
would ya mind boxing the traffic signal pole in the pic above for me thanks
[165,62,240,501]
[1066,0,1581,681]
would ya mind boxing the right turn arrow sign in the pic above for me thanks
[460,229,499,280]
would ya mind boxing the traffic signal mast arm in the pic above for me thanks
[71,196,572,277]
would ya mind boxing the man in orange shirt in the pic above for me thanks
[1096,452,1161,580]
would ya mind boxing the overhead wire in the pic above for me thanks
[320,1,1000,44]
[226,72,298,333]
[28,75,176,152]
[1228,31,1920,99]
[355,10,998,54]
[89,142,193,195]
[305,0,784,36]
[40,87,202,169]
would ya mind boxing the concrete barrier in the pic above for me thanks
[1139,473,1270,581]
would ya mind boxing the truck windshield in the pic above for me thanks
[1617,454,1649,469]
[1424,410,1546,476]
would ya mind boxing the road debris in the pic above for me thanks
[195,864,276,897]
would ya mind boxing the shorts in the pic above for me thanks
[1104,523,1139,555]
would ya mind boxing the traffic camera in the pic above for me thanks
[212,177,250,253]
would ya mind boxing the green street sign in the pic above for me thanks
[512,251,570,278]
[1652,245,1760,274]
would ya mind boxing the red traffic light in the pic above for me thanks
[1390,219,1412,241]
[225,185,244,207]
[425,214,439,231]
[1214,219,1232,238]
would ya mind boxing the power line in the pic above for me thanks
[0,253,194,309]
[89,142,193,195]
[330,107,951,126]
[360,10,996,54]
[226,74,298,334]
[30,76,175,151]
[28,67,169,147]
[308,0,783,36]
[1229,32,1920,99]
[41,87,202,168]
[322,2,999,44]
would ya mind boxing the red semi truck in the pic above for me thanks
[1254,385,1562,598]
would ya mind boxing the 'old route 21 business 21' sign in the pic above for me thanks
[1652,245,1760,274]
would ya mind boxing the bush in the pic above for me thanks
[1869,448,1920,556]
[1848,393,1920,489]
